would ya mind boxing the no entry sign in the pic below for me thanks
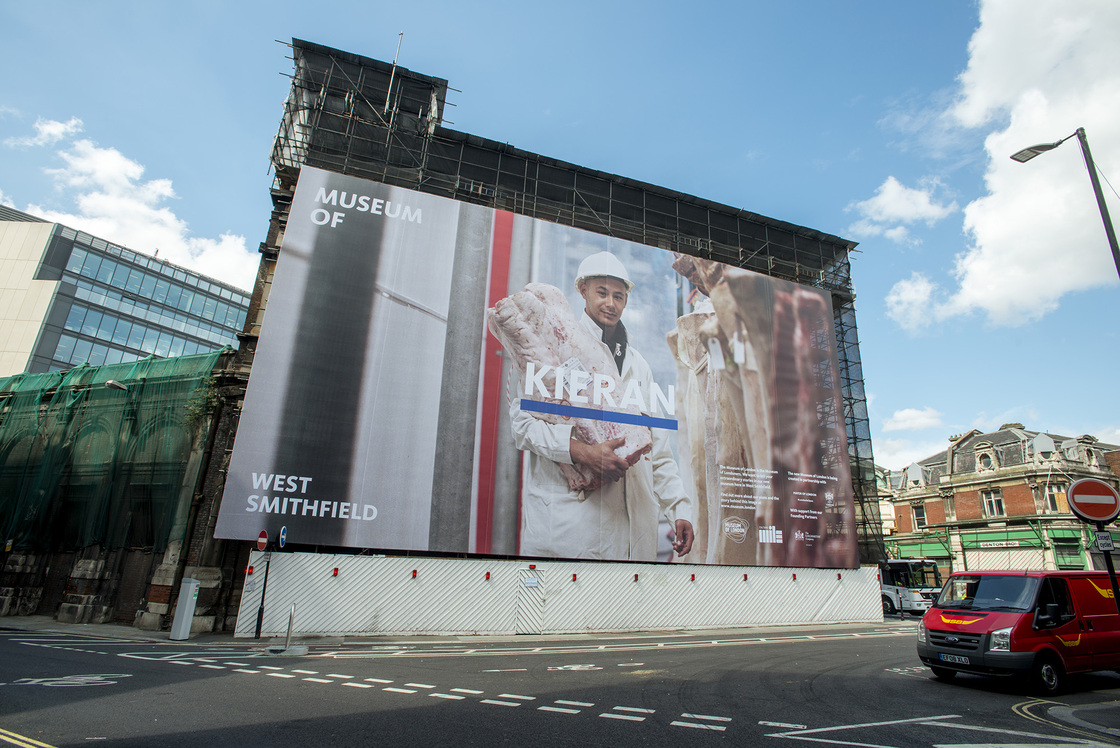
[1067,478,1120,524]
[256,530,268,551]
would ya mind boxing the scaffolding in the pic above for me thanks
[266,39,885,563]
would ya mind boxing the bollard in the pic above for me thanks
[284,603,296,651]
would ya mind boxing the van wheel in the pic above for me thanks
[882,596,897,615]
[1032,653,1064,696]
[930,667,956,681]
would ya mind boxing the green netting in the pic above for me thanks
[0,349,227,553]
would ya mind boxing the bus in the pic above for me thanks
[880,558,943,616]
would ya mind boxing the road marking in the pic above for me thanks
[671,721,727,731]
[759,721,807,729]
[481,699,522,707]
[291,669,318,674]
[539,706,581,714]
[431,693,465,700]
[452,688,484,694]
[0,726,58,747]
[171,661,192,666]
[483,668,527,672]
[258,666,283,670]
[556,700,595,707]
[303,678,333,683]
[618,663,644,667]
[614,706,655,714]
[233,669,259,674]
[199,665,225,670]
[267,673,296,679]
[406,683,436,689]
[383,687,417,694]
[364,678,393,684]
[224,662,250,667]
[499,693,535,701]
[765,714,960,739]
[343,682,372,688]
[326,673,353,679]
[682,713,732,722]
[601,713,645,722]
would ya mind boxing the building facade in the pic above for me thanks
[883,424,1120,575]
[0,206,249,377]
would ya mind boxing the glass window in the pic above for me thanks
[982,488,1005,517]
[112,319,131,346]
[104,348,124,365]
[54,335,77,363]
[154,332,172,357]
[127,324,146,350]
[173,269,186,282]
[64,306,86,332]
[197,280,210,293]
[1046,484,1067,513]
[185,274,197,286]
[155,279,171,304]
[72,338,93,363]
[165,283,181,307]
[80,253,101,278]
[111,263,130,288]
[97,314,117,341]
[139,274,157,297]
[88,344,107,366]
[183,340,199,356]
[168,336,185,357]
[913,504,927,529]
[81,310,103,337]
[96,258,116,284]
[66,247,87,274]
[220,287,232,300]
[190,294,205,317]
[125,269,144,293]
[178,289,193,312]
[937,574,1039,612]
[202,297,217,320]
[141,328,159,354]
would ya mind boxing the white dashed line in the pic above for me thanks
[225,662,250,667]
[499,693,535,701]
[614,706,655,714]
[384,687,417,694]
[452,688,484,694]
[303,678,333,683]
[481,699,522,707]
[681,713,732,722]
[199,665,225,670]
[259,666,284,671]
[364,678,393,684]
[292,669,318,674]
[343,682,373,689]
[556,700,594,707]
[431,693,466,700]
[267,673,297,679]
[671,721,727,731]
[601,713,645,722]
[233,669,259,674]
[171,661,192,666]
[406,683,436,689]
[327,674,353,679]
[539,706,580,714]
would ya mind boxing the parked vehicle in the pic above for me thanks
[917,570,1120,694]
[880,558,942,616]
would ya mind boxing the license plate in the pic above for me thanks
[938,653,969,664]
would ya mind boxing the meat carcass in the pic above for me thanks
[487,282,652,491]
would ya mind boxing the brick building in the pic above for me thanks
[883,424,1120,574]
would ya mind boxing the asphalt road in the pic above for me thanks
[2,620,1119,747]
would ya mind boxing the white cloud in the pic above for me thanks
[846,176,957,243]
[18,136,257,290]
[883,407,944,433]
[874,437,948,472]
[4,117,83,148]
[886,0,1120,331]
[885,271,939,332]
[0,188,13,208]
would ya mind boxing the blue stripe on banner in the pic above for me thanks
[520,399,677,431]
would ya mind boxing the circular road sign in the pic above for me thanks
[1067,478,1120,524]
[256,530,268,552]
[279,526,287,549]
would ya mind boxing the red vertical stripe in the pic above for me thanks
[475,210,515,554]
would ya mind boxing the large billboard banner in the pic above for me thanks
[215,166,859,568]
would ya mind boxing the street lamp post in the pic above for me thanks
[1011,127,1120,280]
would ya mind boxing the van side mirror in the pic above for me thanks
[1034,602,1060,629]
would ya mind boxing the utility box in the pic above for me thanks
[170,578,200,640]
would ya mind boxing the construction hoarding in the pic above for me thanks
[215,166,858,568]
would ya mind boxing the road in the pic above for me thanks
[2,620,1119,747]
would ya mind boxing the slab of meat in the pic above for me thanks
[487,282,652,491]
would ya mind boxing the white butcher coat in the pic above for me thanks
[511,312,692,561]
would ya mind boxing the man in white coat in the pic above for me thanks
[510,251,695,561]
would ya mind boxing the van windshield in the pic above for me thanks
[935,575,1039,612]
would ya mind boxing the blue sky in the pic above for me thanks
[2,1,1119,469]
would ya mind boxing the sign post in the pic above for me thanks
[1067,479,1120,618]
[254,530,270,640]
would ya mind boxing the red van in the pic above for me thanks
[917,570,1120,694]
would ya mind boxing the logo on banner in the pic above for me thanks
[723,517,749,543]
[758,525,783,544]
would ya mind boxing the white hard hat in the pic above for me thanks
[574,251,633,291]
